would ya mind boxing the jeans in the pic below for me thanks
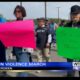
[52,31,56,43]
[52,34,56,43]
[15,51,30,77]
[27,52,32,62]
[0,41,6,62]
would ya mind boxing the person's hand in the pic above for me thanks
[46,43,50,48]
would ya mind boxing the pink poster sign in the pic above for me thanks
[0,20,36,48]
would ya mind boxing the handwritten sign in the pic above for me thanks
[56,27,80,60]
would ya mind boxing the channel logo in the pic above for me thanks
[72,62,80,71]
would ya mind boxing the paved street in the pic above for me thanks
[0,46,79,77]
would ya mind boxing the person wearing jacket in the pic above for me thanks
[35,18,52,73]
[0,17,7,76]
[13,5,33,77]
[64,5,80,77]
[0,17,6,62]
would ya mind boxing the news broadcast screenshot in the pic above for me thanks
[0,1,80,77]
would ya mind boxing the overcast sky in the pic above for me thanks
[0,2,79,20]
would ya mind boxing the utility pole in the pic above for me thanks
[45,2,47,19]
[45,2,47,26]
[57,7,60,23]
[20,2,22,6]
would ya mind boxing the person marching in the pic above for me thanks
[48,19,58,48]
[64,5,80,77]
[35,18,52,73]
[12,5,33,77]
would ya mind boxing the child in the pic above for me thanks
[35,18,52,73]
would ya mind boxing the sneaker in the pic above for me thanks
[36,70,41,73]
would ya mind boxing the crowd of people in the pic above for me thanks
[0,4,80,77]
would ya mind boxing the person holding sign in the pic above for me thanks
[64,5,80,77]
[12,5,33,77]
[0,17,8,76]
[0,17,6,62]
